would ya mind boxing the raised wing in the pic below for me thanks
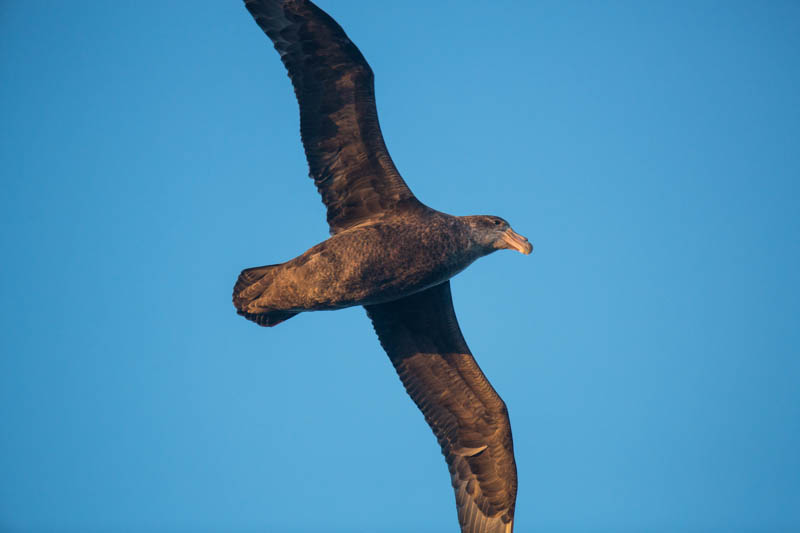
[365,282,517,533]
[244,0,419,234]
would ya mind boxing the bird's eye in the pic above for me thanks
[493,219,501,226]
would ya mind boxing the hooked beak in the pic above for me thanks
[501,228,533,255]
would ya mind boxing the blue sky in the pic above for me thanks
[1,1,799,532]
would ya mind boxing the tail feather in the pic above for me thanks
[233,264,277,307]
[238,308,299,327]
[233,263,299,327]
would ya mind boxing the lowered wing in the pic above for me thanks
[365,282,518,533]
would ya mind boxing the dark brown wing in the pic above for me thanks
[243,0,419,234]
[365,282,517,533]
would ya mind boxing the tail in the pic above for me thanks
[232,264,299,327]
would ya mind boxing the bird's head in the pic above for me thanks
[465,215,533,255]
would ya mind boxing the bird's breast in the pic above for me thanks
[283,218,478,310]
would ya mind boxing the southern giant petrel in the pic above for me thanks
[233,2,531,531]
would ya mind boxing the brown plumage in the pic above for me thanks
[366,282,517,531]
[234,1,532,532]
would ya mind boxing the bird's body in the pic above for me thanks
[233,1,531,531]
[235,208,528,319]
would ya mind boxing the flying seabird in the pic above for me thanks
[233,1,531,531]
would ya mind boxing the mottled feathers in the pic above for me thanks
[239,1,520,531]
[366,282,516,532]
[244,0,419,234]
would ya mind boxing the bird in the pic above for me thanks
[233,1,531,531]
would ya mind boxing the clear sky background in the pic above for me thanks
[2,1,799,532]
